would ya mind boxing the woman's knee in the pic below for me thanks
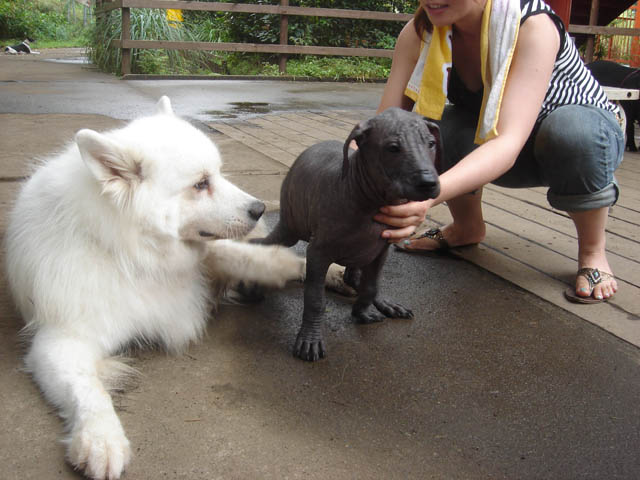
[534,105,623,195]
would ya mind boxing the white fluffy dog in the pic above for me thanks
[5,97,304,479]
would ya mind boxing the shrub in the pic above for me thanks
[214,0,416,49]
[88,8,209,74]
[0,0,85,41]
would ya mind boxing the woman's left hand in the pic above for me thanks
[373,200,432,242]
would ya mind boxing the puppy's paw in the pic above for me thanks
[262,246,305,287]
[67,414,131,480]
[352,304,386,324]
[293,331,326,362]
[324,264,357,297]
[374,299,414,319]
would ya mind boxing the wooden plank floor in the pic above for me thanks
[209,110,640,347]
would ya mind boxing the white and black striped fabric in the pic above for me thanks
[521,0,620,121]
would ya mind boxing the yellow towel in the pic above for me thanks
[407,0,520,144]
[411,26,453,121]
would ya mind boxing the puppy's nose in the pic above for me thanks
[248,200,266,221]
[415,172,440,192]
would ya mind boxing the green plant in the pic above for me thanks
[0,0,89,42]
[88,8,209,75]
[216,0,415,49]
[286,56,391,80]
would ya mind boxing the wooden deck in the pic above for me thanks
[209,109,640,347]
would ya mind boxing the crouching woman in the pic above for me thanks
[375,0,624,303]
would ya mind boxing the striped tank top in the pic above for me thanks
[522,0,620,121]
[434,0,620,121]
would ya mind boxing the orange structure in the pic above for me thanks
[630,4,640,66]
[547,0,572,27]
[594,3,640,66]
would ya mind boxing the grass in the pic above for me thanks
[285,56,391,80]
[3,37,87,48]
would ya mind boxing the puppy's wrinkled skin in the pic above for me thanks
[255,108,442,361]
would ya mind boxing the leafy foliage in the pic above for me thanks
[88,8,211,74]
[286,55,391,80]
[0,0,83,40]
[201,0,416,49]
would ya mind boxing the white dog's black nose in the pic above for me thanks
[248,201,266,221]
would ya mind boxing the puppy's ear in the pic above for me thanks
[424,119,443,174]
[156,96,174,116]
[342,119,371,179]
[76,129,142,207]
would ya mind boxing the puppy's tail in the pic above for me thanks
[97,356,140,394]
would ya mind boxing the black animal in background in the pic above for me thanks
[586,59,640,151]
[4,38,38,54]
[254,108,442,361]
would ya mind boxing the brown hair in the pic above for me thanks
[413,6,433,39]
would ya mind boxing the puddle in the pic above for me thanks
[203,110,238,119]
[44,57,91,64]
[203,101,275,120]
[228,102,272,114]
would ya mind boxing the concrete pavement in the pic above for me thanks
[1,49,640,480]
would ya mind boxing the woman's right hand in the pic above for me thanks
[374,199,433,242]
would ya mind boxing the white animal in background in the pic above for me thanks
[5,96,304,480]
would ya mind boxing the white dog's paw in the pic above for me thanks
[264,246,305,287]
[325,263,357,296]
[67,414,131,480]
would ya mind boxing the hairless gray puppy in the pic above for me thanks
[255,107,441,361]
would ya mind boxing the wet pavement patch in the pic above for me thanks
[203,110,238,119]
[204,102,274,120]
[44,57,91,64]
[229,102,271,113]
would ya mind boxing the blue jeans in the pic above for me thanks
[438,104,624,211]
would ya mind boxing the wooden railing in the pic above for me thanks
[95,0,640,77]
[95,0,412,76]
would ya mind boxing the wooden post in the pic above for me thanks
[279,0,288,74]
[121,6,131,76]
[584,0,600,63]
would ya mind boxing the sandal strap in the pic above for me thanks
[413,228,450,249]
[576,267,614,289]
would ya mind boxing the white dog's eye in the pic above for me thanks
[194,178,209,191]
[428,140,436,149]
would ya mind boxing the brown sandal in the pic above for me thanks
[394,228,450,254]
[564,267,615,304]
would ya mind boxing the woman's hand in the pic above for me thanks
[374,200,433,242]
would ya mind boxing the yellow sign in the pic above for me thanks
[166,9,183,28]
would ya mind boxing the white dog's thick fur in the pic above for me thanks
[5,97,304,479]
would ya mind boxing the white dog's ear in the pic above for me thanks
[156,96,174,115]
[76,129,142,205]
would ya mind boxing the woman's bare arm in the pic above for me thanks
[377,19,422,113]
[376,14,561,240]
